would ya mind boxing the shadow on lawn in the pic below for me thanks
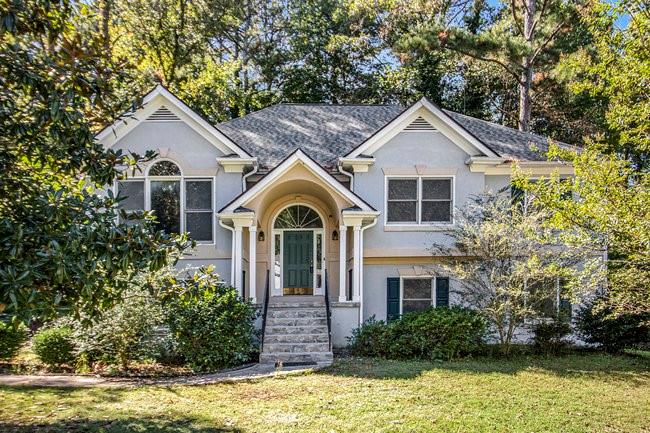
[324,354,650,383]
[0,417,243,433]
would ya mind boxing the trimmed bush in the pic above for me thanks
[532,320,572,354]
[348,307,486,361]
[576,295,650,353]
[0,321,28,360]
[33,326,75,366]
[165,268,257,371]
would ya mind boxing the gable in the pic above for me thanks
[219,150,376,214]
[96,85,254,160]
[345,98,499,160]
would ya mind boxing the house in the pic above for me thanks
[98,85,573,365]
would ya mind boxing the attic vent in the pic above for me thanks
[147,106,181,121]
[404,116,436,131]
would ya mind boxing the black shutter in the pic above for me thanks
[387,278,400,321]
[435,277,449,307]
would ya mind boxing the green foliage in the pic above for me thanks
[532,320,572,354]
[348,307,487,361]
[515,144,650,315]
[576,294,650,353]
[431,191,603,353]
[0,0,191,322]
[0,321,27,360]
[164,267,257,371]
[558,1,649,169]
[64,286,167,369]
[32,326,76,367]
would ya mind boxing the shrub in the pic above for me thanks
[576,295,650,353]
[532,320,572,354]
[0,321,28,360]
[33,326,76,366]
[348,307,486,361]
[69,288,166,369]
[165,268,257,371]
[347,317,390,358]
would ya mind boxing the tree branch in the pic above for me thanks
[530,21,566,62]
[451,46,525,84]
[511,0,525,36]
[530,0,549,36]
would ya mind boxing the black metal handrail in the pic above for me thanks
[260,270,270,352]
[324,269,333,351]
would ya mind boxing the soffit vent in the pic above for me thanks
[404,116,436,131]
[147,106,181,121]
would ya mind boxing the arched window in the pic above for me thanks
[148,160,181,176]
[116,159,214,242]
[274,205,323,229]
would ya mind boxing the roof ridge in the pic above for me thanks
[277,102,402,107]
[443,109,549,140]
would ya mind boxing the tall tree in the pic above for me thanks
[402,0,576,131]
[0,0,190,322]
[558,0,649,170]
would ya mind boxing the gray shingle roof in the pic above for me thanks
[216,102,565,169]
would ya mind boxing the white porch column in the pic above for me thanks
[352,225,362,302]
[338,225,348,302]
[233,225,243,297]
[248,226,257,303]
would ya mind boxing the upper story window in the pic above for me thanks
[386,176,453,224]
[116,160,214,242]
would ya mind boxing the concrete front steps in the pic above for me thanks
[259,296,333,366]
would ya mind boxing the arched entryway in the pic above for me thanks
[271,204,325,296]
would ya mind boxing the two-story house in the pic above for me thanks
[98,85,573,365]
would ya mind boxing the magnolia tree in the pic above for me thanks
[431,191,605,353]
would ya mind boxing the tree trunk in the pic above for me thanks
[518,0,536,132]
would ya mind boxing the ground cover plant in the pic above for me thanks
[0,354,648,433]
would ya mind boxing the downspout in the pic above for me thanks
[242,161,259,192]
[337,160,354,191]
[218,218,236,286]
[358,217,378,326]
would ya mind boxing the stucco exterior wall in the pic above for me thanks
[354,131,486,256]
[110,120,242,273]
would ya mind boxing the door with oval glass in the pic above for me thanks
[283,230,313,295]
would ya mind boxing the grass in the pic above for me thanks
[1,353,649,433]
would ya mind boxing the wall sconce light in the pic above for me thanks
[332,230,339,241]
[258,231,265,242]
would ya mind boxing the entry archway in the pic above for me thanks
[271,204,325,296]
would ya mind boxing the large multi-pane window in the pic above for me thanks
[386,177,453,224]
[116,160,214,242]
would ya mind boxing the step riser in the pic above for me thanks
[268,302,325,308]
[267,309,327,319]
[259,352,333,364]
[264,334,329,344]
[264,343,330,353]
[266,318,327,327]
[265,326,328,335]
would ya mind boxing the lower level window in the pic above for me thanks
[402,278,434,313]
[401,277,450,314]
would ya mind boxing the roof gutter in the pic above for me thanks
[337,160,354,191]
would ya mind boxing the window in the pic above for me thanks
[528,277,572,320]
[398,276,450,315]
[386,177,453,224]
[116,160,214,242]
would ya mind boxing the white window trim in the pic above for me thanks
[400,276,436,314]
[114,161,216,245]
[384,175,455,230]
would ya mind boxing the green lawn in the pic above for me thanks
[1,354,649,433]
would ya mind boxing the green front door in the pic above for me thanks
[283,230,313,294]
